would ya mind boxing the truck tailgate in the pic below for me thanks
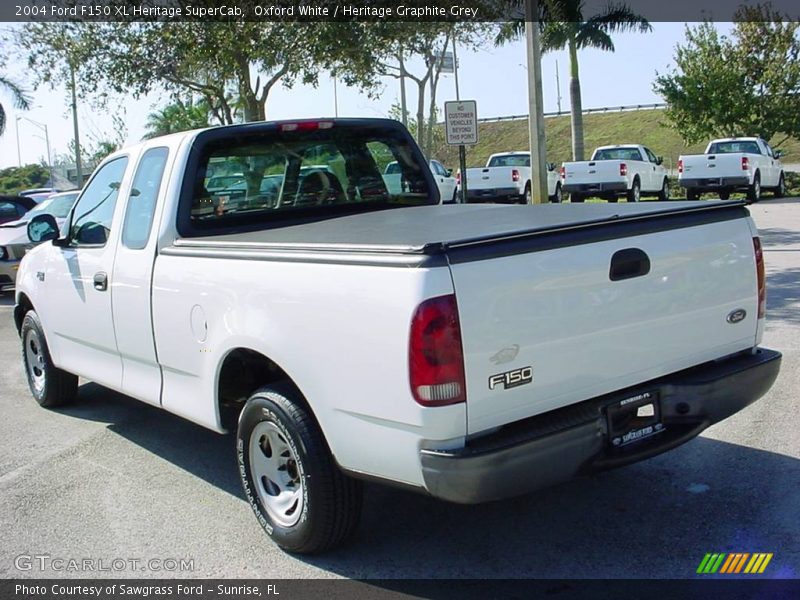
[447,206,759,435]
[563,160,624,185]
[681,154,743,178]
[466,167,516,190]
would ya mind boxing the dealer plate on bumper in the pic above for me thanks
[606,391,665,448]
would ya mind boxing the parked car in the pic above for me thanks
[0,191,79,292]
[384,159,458,203]
[20,187,59,204]
[0,195,36,225]
[678,137,785,202]
[458,152,562,203]
[561,145,670,203]
[16,118,780,554]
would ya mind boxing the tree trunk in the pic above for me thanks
[416,80,426,151]
[568,39,585,161]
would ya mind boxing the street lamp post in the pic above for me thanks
[15,116,22,167]
[18,116,54,188]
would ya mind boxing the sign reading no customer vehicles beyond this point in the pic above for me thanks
[445,100,478,146]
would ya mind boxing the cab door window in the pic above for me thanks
[70,157,129,246]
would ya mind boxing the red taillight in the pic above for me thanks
[279,121,334,132]
[456,171,461,185]
[511,169,520,182]
[409,295,466,407]
[619,162,628,177]
[560,166,566,180]
[754,237,766,319]
[742,156,749,171]
[678,159,684,174]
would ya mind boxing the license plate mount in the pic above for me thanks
[606,391,665,448]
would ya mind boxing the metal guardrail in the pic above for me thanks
[474,103,667,124]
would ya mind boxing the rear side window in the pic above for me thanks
[708,141,761,155]
[592,148,644,161]
[183,122,432,235]
[488,155,530,167]
[122,147,169,249]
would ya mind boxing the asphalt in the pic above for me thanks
[0,199,798,581]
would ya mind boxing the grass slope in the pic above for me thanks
[432,109,800,172]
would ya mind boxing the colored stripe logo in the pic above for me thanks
[697,553,773,574]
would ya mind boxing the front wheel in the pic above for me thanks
[237,384,363,554]
[523,184,532,204]
[719,190,731,201]
[774,173,786,198]
[550,183,562,203]
[686,189,699,201]
[21,310,78,408]
[626,179,641,203]
[658,178,670,201]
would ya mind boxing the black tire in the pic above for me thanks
[747,173,761,203]
[523,183,532,204]
[686,189,699,201]
[774,173,786,198]
[237,383,363,554]
[608,196,619,203]
[452,189,459,204]
[658,178,670,201]
[570,193,585,203]
[550,183,562,203]
[626,178,641,203]
[719,191,731,201]
[20,310,78,408]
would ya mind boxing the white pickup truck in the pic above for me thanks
[459,152,562,203]
[678,137,786,202]
[561,145,670,203]
[15,119,781,554]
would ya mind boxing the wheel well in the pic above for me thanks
[217,348,295,430]
[14,293,33,335]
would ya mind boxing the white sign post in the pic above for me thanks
[444,100,478,202]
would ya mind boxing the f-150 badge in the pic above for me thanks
[489,366,533,391]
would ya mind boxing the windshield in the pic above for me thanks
[182,121,432,236]
[26,193,79,219]
[488,155,530,167]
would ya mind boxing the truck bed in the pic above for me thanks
[168,201,747,258]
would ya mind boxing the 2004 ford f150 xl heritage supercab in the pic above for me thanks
[15,119,781,554]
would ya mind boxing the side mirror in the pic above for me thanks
[546,162,556,172]
[774,150,784,159]
[27,214,59,244]
[446,169,453,177]
[656,156,664,165]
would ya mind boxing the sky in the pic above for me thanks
[0,21,730,171]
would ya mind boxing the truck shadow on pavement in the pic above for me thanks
[58,382,798,579]
[765,267,800,324]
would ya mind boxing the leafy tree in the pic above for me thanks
[143,98,213,139]
[654,7,800,146]
[497,0,651,161]
[0,164,49,194]
[0,44,31,136]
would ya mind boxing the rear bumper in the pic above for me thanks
[680,177,750,189]
[420,348,781,504]
[464,187,522,202]
[563,181,627,194]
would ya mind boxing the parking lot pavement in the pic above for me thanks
[1,199,798,581]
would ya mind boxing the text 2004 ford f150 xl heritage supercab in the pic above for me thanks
[15,119,781,553]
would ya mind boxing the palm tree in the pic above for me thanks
[0,73,31,136]
[143,98,212,140]
[498,1,651,161]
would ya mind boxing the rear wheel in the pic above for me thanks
[774,173,786,198]
[237,383,363,554]
[747,173,761,203]
[626,178,641,203]
[686,189,699,201]
[523,184,532,204]
[21,310,78,408]
[570,193,585,203]
[719,190,731,200]
[550,183,562,203]
[658,178,670,201]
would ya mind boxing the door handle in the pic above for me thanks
[93,271,108,291]
[609,248,650,281]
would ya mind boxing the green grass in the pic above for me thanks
[431,109,800,180]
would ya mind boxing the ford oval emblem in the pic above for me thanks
[727,309,747,324]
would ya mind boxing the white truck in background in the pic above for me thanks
[15,118,781,554]
[561,145,670,203]
[458,152,562,203]
[678,137,786,202]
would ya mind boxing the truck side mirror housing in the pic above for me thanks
[446,169,453,177]
[27,214,60,244]
[774,149,784,159]
[547,162,556,172]
[656,156,664,165]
